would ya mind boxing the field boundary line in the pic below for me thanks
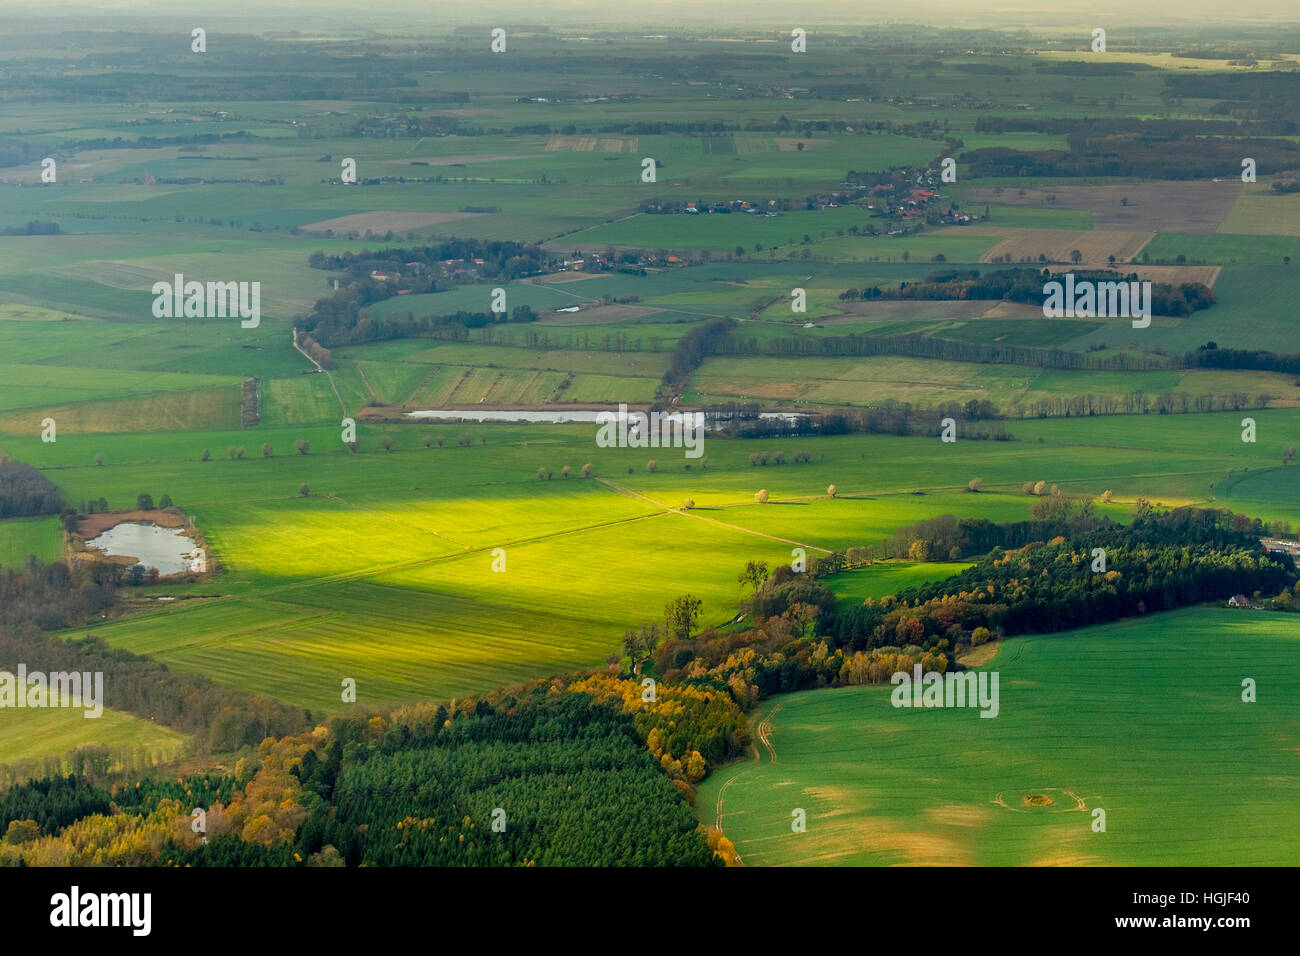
[293,327,346,417]
[596,478,833,553]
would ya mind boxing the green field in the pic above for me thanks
[1,15,1299,813]
[0,515,62,566]
[698,606,1300,865]
[0,403,1285,714]
[0,705,189,768]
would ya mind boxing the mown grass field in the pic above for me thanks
[0,706,189,767]
[697,606,1300,866]
[0,516,62,566]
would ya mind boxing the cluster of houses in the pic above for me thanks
[556,251,691,273]
[864,184,972,227]
[367,257,488,292]
[640,198,784,216]
[1261,538,1300,568]
[642,191,860,217]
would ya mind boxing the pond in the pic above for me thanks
[85,522,206,575]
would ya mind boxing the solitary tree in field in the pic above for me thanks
[581,462,593,477]
[647,459,657,473]
[738,560,769,596]
[561,465,571,478]
[299,484,310,497]
[262,443,273,458]
[755,489,770,504]
[1101,489,1114,503]
[827,484,837,498]
[681,498,694,510]
[1284,446,1297,466]
[295,439,309,455]
[967,478,982,492]
[201,448,211,461]
[381,436,394,452]
[424,435,433,448]
[664,594,703,640]
[95,454,104,467]
[1070,249,1082,264]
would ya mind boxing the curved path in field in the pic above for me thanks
[711,700,783,867]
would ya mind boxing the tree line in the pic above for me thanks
[838,267,1216,318]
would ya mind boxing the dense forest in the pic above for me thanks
[307,239,549,280]
[0,460,65,518]
[0,692,721,867]
[642,505,1296,707]
[838,267,1216,319]
[828,507,1293,649]
[1189,344,1300,376]
[958,137,1300,180]
[298,240,550,347]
